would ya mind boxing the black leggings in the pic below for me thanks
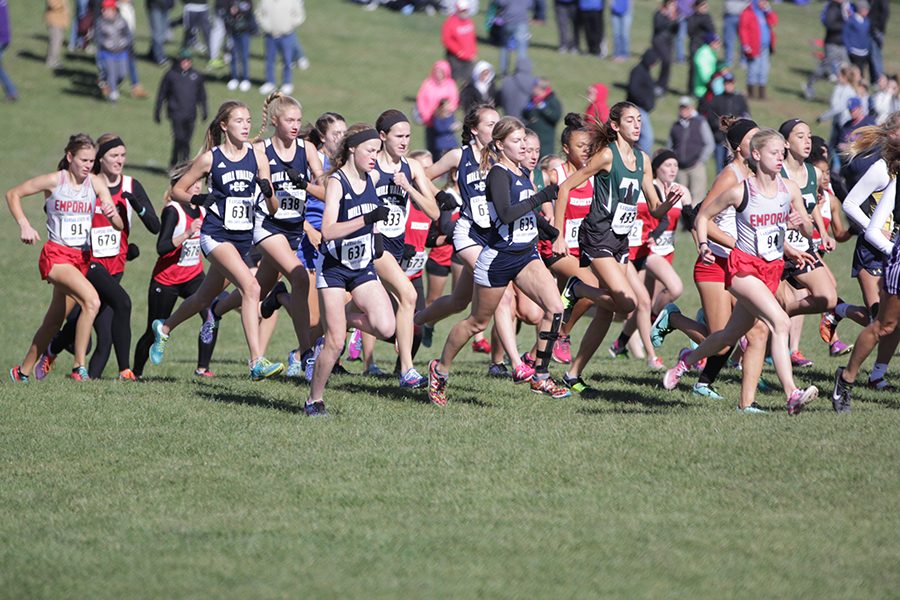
[133,273,218,377]
[52,262,133,379]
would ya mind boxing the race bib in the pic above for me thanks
[381,203,406,237]
[273,189,305,221]
[90,225,120,258]
[755,224,784,262]
[340,234,373,270]
[60,214,91,247]
[565,218,583,248]
[627,218,644,247]
[611,202,638,235]
[470,195,490,228]
[785,227,810,252]
[512,212,537,245]
[178,237,201,267]
[652,230,675,256]
[224,196,254,230]
[402,250,427,276]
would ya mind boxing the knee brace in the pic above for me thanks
[535,313,563,373]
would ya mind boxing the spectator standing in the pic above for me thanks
[498,55,533,118]
[460,60,497,115]
[256,0,307,95]
[843,1,870,81]
[0,0,15,101]
[700,71,749,171]
[871,75,899,124]
[441,0,477,83]
[146,0,174,65]
[182,1,211,55]
[692,32,719,98]
[118,0,150,98]
[668,96,714,208]
[523,76,562,157]
[675,0,692,63]
[867,0,888,82]
[687,0,715,93]
[609,0,631,62]
[626,48,660,152]
[577,0,605,58]
[804,0,848,100]
[208,0,230,71]
[225,0,256,92]
[555,0,579,54]
[837,97,877,154]
[585,82,609,123]
[417,59,460,156]
[738,0,776,100]
[651,0,679,96]
[154,48,208,167]
[494,0,544,76]
[95,0,133,102]
[430,100,460,160]
[816,63,856,131]
[45,0,70,70]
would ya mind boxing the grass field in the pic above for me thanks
[2,1,900,598]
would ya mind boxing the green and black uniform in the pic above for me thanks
[781,162,823,283]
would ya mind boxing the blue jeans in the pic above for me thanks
[714,143,728,174]
[722,13,739,67]
[99,50,128,92]
[747,47,770,86]
[0,43,17,99]
[230,33,251,80]
[675,17,688,63]
[290,34,306,62]
[637,107,654,154]
[611,11,632,58]
[147,5,170,63]
[498,21,529,75]
[69,0,90,49]
[264,34,293,86]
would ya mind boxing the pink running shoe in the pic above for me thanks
[34,347,56,381]
[347,329,362,361]
[471,338,492,354]
[552,335,572,364]
[786,386,818,415]
[663,360,690,390]
[829,340,853,356]
[512,362,535,384]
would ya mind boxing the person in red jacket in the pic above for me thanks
[441,0,477,84]
[738,0,777,100]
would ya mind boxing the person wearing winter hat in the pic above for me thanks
[460,60,496,115]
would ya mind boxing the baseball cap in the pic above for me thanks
[679,96,694,107]
[847,97,863,111]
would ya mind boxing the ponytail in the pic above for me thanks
[584,101,635,156]
[845,112,900,162]
[478,116,525,174]
[255,92,302,142]
[200,100,250,155]
[57,133,95,171]
[461,104,497,146]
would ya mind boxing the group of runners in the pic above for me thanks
[7,92,900,416]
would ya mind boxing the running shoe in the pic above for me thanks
[261,280,287,319]
[562,373,600,398]
[832,367,853,413]
[819,310,838,343]
[692,382,724,400]
[560,276,582,324]
[285,349,304,378]
[347,329,362,361]
[304,400,329,417]
[471,338,491,354]
[663,359,690,390]
[736,403,768,414]
[757,378,774,393]
[512,362,535,384]
[199,299,220,345]
[332,362,351,376]
[530,375,572,398]
[427,359,448,406]
[364,364,390,378]
[647,356,665,370]
[117,368,137,382]
[250,357,284,381]
[69,366,90,381]
[149,319,170,365]
[866,377,892,391]
[193,369,215,378]
[9,366,28,383]
[305,337,324,382]
[790,350,814,367]
[34,347,56,381]
[552,335,572,364]
[650,303,679,348]
[399,367,427,389]
[520,352,536,368]
[608,339,628,359]
[487,362,510,378]
[830,340,853,356]
[786,385,818,416]
[422,324,434,348]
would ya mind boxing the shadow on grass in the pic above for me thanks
[334,380,488,407]
[586,386,691,410]
[128,163,171,176]
[196,384,307,415]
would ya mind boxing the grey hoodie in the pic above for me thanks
[498,57,534,119]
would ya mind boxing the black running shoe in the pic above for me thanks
[832,366,853,413]
[304,400,328,417]
[560,276,581,324]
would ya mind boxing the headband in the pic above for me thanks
[377,112,409,133]
[345,128,380,148]
[725,119,758,151]
[778,118,805,140]
[652,149,677,174]
[97,137,125,159]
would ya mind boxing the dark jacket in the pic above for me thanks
[701,92,750,144]
[627,50,658,112]
[154,64,208,122]
[869,0,889,37]
[523,90,562,157]
[652,9,678,56]
[687,12,715,55]
[822,0,845,46]
[460,81,497,116]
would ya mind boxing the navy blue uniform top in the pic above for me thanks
[457,144,494,230]
[205,143,258,237]
[259,138,308,225]
[321,170,381,271]
[373,157,414,254]
[486,164,540,254]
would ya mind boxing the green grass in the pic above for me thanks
[2,1,900,598]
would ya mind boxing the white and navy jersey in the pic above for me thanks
[259,138,308,224]
[458,144,494,229]
[45,170,97,249]
[734,175,792,262]
[487,165,538,254]
[206,143,258,232]
[373,157,413,240]
[321,171,380,271]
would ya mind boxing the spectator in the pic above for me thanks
[700,71,749,171]
[498,55,533,118]
[182,1,211,55]
[585,82,609,124]
[555,0,579,54]
[837,97,877,154]
[493,0,544,76]
[738,0,776,100]
[460,60,497,115]
[692,32,719,98]
[687,0,715,92]
[45,0,70,70]
[626,48,660,152]
[609,0,631,62]
[441,0,477,83]
[817,63,857,129]
[225,0,256,92]
[154,47,208,167]
[256,0,307,95]
[417,59,460,155]
[577,0,605,58]
[118,0,150,99]
[668,96,714,209]
[868,0,888,82]
[95,0,133,102]
[651,0,679,96]
[843,0,870,81]
[871,75,899,124]
[720,0,745,67]
[804,0,849,100]
[146,0,174,65]
[208,0,230,71]
[429,99,460,160]
[0,0,16,101]
[523,76,562,157]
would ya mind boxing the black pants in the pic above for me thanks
[654,41,672,91]
[578,9,604,56]
[133,273,218,377]
[52,263,133,379]
[170,116,196,167]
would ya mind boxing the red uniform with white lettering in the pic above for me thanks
[539,163,592,260]
[152,202,206,286]
[403,204,431,281]
[38,170,96,280]
[91,175,134,276]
